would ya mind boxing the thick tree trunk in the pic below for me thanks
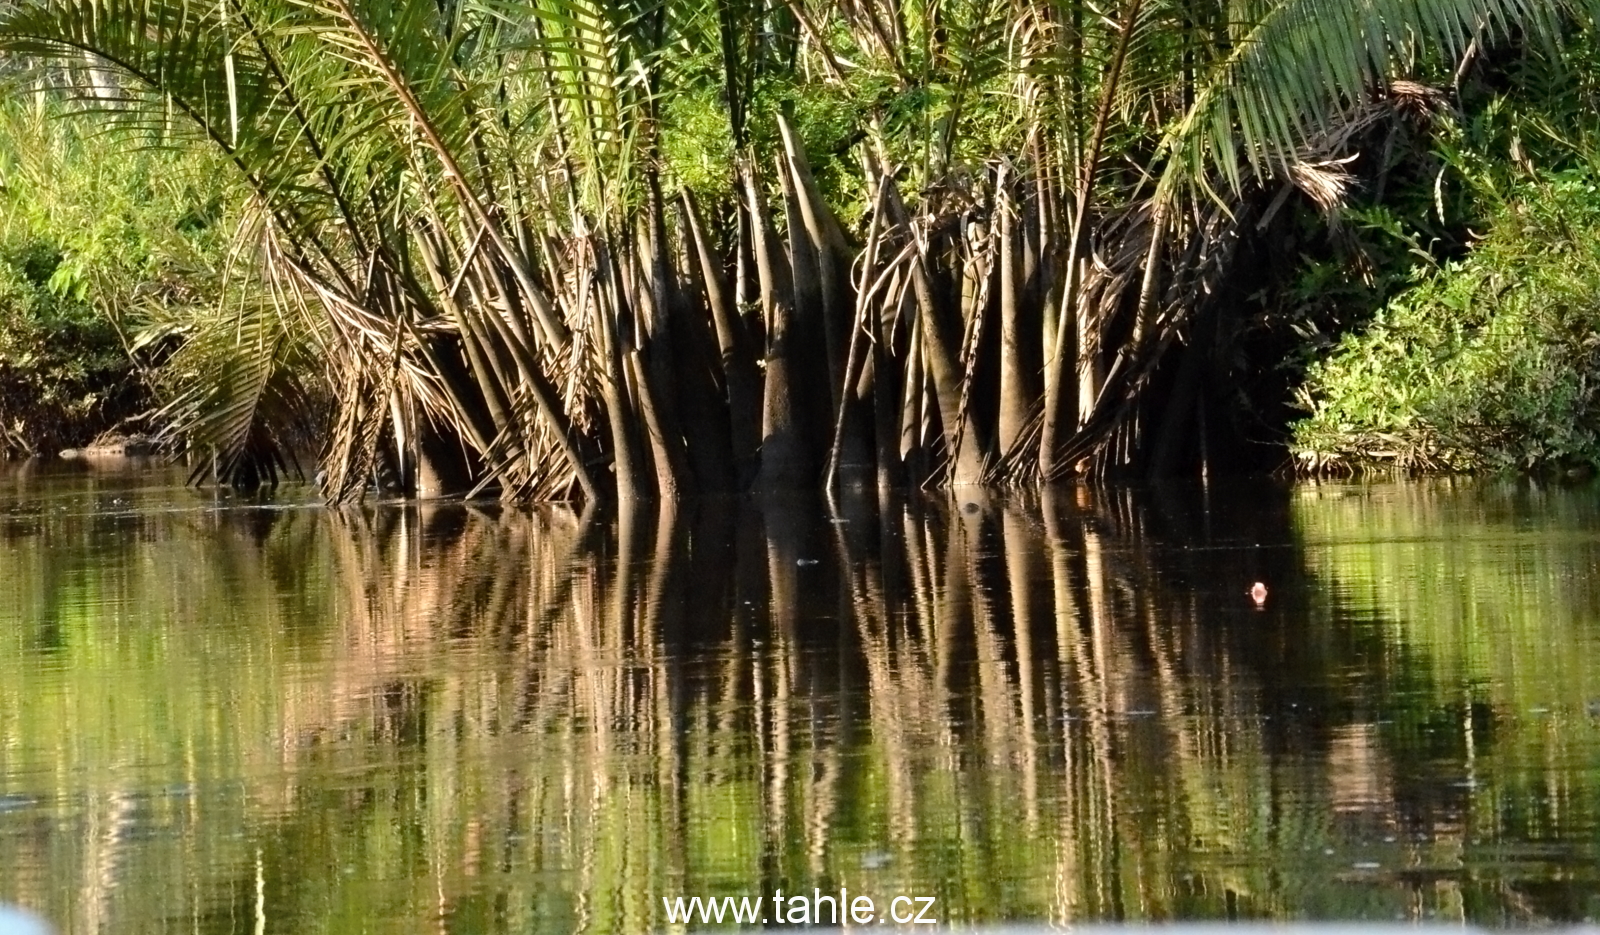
[663,199,736,491]
[745,160,813,491]
[632,186,695,498]
[779,152,830,455]
[413,416,479,498]
[463,268,599,500]
[670,285,736,492]
[996,179,1036,458]
[596,238,649,501]
[681,190,763,488]
[1075,264,1104,433]
[1038,0,1147,480]
[628,348,689,499]
[628,243,692,499]
[1146,298,1210,478]
[387,389,415,493]
[872,157,985,485]
[778,113,874,486]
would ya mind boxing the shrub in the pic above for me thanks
[1292,172,1600,473]
[0,99,229,455]
[0,244,135,454]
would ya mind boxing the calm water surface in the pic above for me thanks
[3,460,1600,933]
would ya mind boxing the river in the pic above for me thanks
[2,459,1599,932]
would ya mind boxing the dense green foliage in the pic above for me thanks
[0,0,1597,485]
[0,99,230,456]
[1292,32,1600,473]
[0,239,128,455]
[1293,174,1600,472]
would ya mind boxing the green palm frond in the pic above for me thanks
[474,0,665,210]
[1163,0,1565,198]
[149,284,321,488]
[0,0,431,272]
[0,0,285,184]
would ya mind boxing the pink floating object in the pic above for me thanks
[1249,582,1268,605]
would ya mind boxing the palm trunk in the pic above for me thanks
[871,154,985,485]
[996,177,1034,458]
[744,160,812,491]
[778,113,875,487]
[595,237,648,500]
[628,241,692,499]
[1039,0,1148,481]
[681,190,763,487]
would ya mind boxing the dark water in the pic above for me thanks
[3,459,1600,933]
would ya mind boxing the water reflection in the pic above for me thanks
[2,465,1600,933]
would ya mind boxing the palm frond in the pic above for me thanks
[150,283,321,489]
[1162,0,1564,197]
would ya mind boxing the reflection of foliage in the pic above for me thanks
[1294,478,1600,904]
[2,473,1600,931]
[1294,479,1600,700]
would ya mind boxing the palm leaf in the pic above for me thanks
[149,281,321,489]
[1161,0,1566,199]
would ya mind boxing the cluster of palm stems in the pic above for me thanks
[0,0,1566,501]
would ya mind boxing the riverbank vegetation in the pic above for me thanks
[1293,174,1600,473]
[1292,34,1600,473]
[0,99,232,456]
[0,0,1596,498]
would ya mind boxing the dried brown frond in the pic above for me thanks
[1287,156,1357,213]
[1387,79,1446,119]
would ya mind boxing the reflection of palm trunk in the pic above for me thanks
[1042,488,1082,921]
[585,499,649,762]
[715,504,759,769]
[830,493,919,850]
[1043,491,1123,917]
[759,495,807,865]
[1078,525,1125,914]
[1140,575,1232,854]
[900,507,939,676]
[507,508,589,734]
[960,494,1021,777]
[646,499,690,891]
[805,716,842,878]
[1001,503,1043,829]
[938,509,967,710]
[81,788,135,935]
[731,500,767,766]
[567,500,655,925]
[475,512,526,640]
